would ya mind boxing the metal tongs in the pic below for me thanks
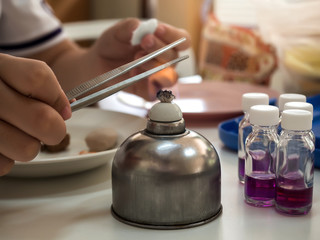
[68,37,188,112]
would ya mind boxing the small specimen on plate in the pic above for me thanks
[42,133,70,152]
[85,127,118,152]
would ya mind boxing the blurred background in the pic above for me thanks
[47,0,261,80]
[47,0,320,96]
[46,0,258,66]
[47,0,203,57]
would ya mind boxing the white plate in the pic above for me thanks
[8,108,147,178]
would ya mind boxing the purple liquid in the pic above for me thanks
[238,157,245,183]
[276,186,313,212]
[276,174,313,214]
[245,174,275,207]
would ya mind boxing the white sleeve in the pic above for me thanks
[0,0,67,56]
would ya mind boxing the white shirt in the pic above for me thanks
[0,0,66,56]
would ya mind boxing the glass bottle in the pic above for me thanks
[238,93,269,183]
[277,93,306,115]
[283,101,315,143]
[277,93,306,134]
[244,105,279,207]
[276,109,314,215]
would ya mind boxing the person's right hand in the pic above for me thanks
[89,18,191,101]
[0,54,71,176]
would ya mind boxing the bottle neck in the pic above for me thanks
[251,124,278,132]
[281,129,311,136]
[244,112,249,120]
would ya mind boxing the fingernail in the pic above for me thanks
[61,105,72,120]
[155,25,165,36]
[145,36,155,48]
[0,158,14,176]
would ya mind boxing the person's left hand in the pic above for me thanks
[88,18,191,100]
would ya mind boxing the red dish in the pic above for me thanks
[173,81,279,120]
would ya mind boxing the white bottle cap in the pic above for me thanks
[249,105,279,126]
[281,109,312,131]
[242,93,269,112]
[278,93,306,112]
[283,102,313,119]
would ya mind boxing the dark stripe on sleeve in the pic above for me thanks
[0,27,62,50]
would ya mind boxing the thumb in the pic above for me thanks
[95,18,140,59]
[114,18,140,43]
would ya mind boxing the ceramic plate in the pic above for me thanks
[8,108,146,178]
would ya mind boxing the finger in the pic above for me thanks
[114,18,140,43]
[0,120,41,162]
[126,67,178,101]
[123,75,150,100]
[145,67,178,101]
[140,34,178,63]
[0,54,71,120]
[97,18,140,59]
[128,50,178,100]
[149,67,178,88]
[132,50,161,71]
[131,51,178,85]
[154,23,191,51]
[0,80,67,145]
[0,154,14,177]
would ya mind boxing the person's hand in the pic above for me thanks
[0,54,71,176]
[89,18,191,100]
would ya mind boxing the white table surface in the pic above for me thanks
[1,94,319,240]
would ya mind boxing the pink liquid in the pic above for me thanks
[238,157,245,183]
[276,186,313,211]
[276,170,313,214]
[245,174,275,207]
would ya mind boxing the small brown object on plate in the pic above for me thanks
[85,127,118,152]
[42,133,70,152]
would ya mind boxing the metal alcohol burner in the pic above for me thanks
[111,90,222,229]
